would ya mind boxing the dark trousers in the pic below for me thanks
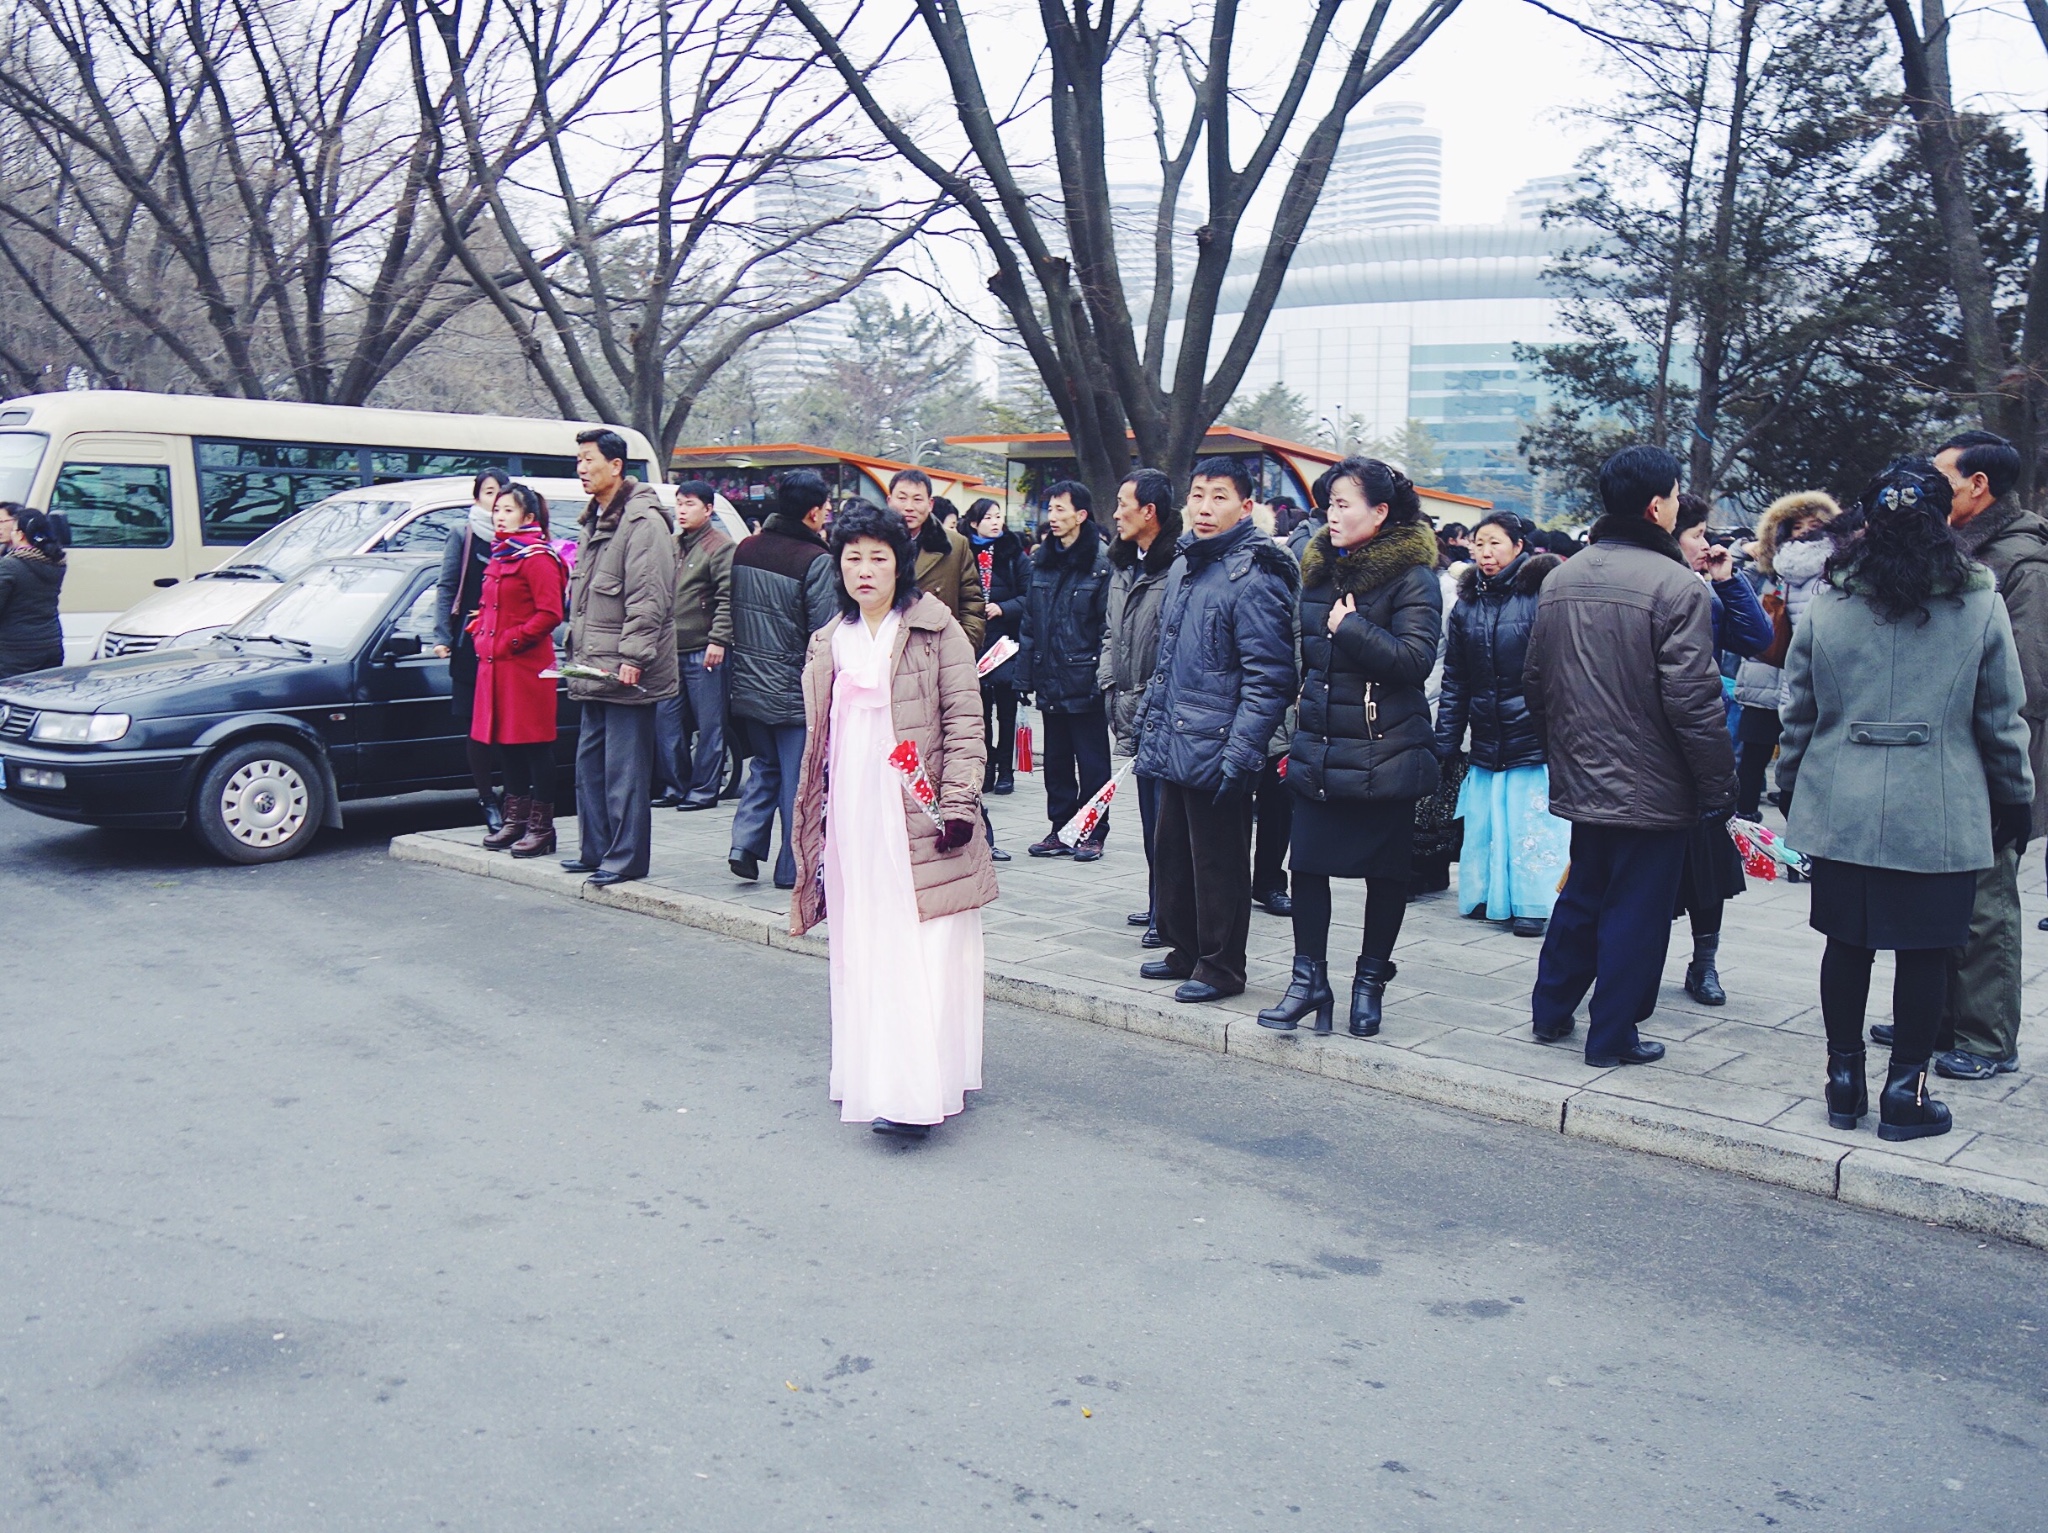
[729,715,807,887]
[1253,755,1292,896]
[983,683,1019,779]
[1736,711,1781,820]
[1136,770,1160,916]
[676,649,727,806]
[574,701,657,877]
[1042,702,1112,839]
[1940,845,2023,1061]
[1155,779,1255,993]
[1532,823,1689,1059]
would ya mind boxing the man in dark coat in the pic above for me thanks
[1522,444,1737,1066]
[1020,479,1114,861]
[1133,457,1299,1003]
[1100,467,1181,942]
[657,479,734,812]
[1933,431,2048,1077]
[726,470,839,889]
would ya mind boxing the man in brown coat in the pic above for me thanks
[655,479,734,812]
[1523,444,1737,1066]
[562,428,677,886]
[888,468,985,652]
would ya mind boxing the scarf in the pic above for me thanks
[469,505,496,542]
[1771,536,1830,586]
[489,526,555,565]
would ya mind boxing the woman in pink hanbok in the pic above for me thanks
[790,504,999,1138]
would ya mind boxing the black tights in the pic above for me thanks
[465,738,500,799]
[1291,874,1408,964]
[501,742,556,804]
[1820,939,1946,1065]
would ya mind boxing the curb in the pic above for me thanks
[390,830,2048,1251]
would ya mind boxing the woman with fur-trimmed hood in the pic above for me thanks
[1258,458,1443,1041]
[1732,490,1841,819]
[1434,511,1567,936]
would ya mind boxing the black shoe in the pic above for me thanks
[2039,914,2048,932]
[1684,935,1726,1006]
[560,858,599,873]
[1934,1049,2002,1082]
[991,773,1015,796]
[1586,1039,1666,1067]
[1140,924,1165,949]
[650,793,682,809]
[1510,917,1547,939]
[871,1118,931,1139]
[1127,911,1153,927]
[1071,837,1105,863]
[1258,956,1335,1033]
[1252,888,1294,917]
[1348,956,1395,1038]
[729,852,760,882]
[480,793,505,833]
[1175,979,1235,1004]
[586,870,637,888]
[1140,958,1191,982]
[1878,1058,1952,1142]
[1869,1023,1894,1047]
[678,798,717,811]
[1825,1049,1868,1129]
[990,846,1012,862]
[773,876,796,891]
[1532,1020,1576,1043]
[1028,832,1072,858]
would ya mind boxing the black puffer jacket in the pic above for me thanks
[728,512,840,725]
[971,529,1028,688]
[1019,517,1111,713]
[0,550,65,679]
[1289,522,1442,805]
[1434,551,1561,771]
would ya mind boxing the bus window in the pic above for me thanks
[0,433,47,501]
[49,462,174,548]
[369,449,509,480]
[516,454,649,481]
[198,440,364,545]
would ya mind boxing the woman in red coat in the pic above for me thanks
[473,482,568,856]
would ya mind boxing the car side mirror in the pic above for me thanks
[381,632,424,662]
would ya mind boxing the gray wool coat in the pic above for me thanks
[1777,567,2034,874]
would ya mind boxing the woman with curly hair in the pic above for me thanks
[788,503,998,1139]
[1778,458,2034,1142]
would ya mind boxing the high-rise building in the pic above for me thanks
[1507,173,1584,226]
[745,169,872,404]
[1322,102,1443,231]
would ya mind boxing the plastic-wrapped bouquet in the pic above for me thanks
[1728,816,1806,881]
[1057,760,1134,846]
[886,739,949,830]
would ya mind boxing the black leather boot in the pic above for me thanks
[1348,956,1396,1038]
[1877,1057,1952,1142]
[1684,932,1726,1006]
[480,791,505,834]
[1825,1049,1867,1130]
[1258,956,1334,1033]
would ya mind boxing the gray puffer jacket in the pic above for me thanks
[1133,516,1298,792]
[0,550,65,679]
[728,512,840,726]
[1096,531,1177,756]
[567,480,678,704]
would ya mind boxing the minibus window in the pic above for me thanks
[0,432,46,501]
[369,449,508,479]
[49,462,173,548]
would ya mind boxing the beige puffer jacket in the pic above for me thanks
[789,591,999,935]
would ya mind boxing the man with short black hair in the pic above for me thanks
[888,469,985,651]
[726,470,839,887]
[1020,478,1114,860]
[1929,429,2048,1077]
[561,428,678,887]
[1101,467,1181,941]
[1523,443,1736,1065]
[1133,456,1298,1003]
[656,478,733,812]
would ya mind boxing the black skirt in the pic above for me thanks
[1807,858,1975,951]
[1673,817,1746,918]
[1289,794,1417,881]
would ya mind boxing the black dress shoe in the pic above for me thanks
[1531,1021,1576,1043]
[1252,888,1294,917]
[1586,1039,1666,1067]
[560,858,599,873]
[773,876,796,891]
[677,798,717,811]
[990,776,1015,796]
[729,852,760,881]
[2039,914,2048,932]
[586,870,638,888]
[1140,925,1165,949]
[990,846,1012,862]
[1510,917,1547,939]
[650,793,681,809]
[1869,1023,1894,1047]
[871,1118,931,1139]
[1127,911,1153,927]
[1140,958,1192,982]
[1174,979,1236,1004]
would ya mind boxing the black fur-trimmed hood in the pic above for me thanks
[1587,512,1687,565]
[1300,521,1438,597]
[1108,527,1176,576]
[1032,514,1103,570]
[915,512,953,556]
[1457,550,1561,601]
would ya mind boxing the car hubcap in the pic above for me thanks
[220,759,309,847]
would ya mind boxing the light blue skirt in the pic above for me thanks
[1455,763,1570,920]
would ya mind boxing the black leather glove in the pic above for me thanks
[1993,801,2032,856]
[1213,767,1252,808]
[938,817,976,853]
[1698,803,1734,827]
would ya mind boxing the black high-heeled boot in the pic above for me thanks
[1877,1057,1952,1142]
[1825,1049,1867,1129]
[1348,956,1396,1038]
[1258,956,1334,1033]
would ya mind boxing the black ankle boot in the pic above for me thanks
[1684,932,1726,1006]
[1258,956,1334,1033]
[1878,1057,1952,1142]
[1348,956,1396,1038]
[1825,1049,1867,1129]
[480,791,505,834]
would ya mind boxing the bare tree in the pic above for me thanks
[402,0,945,458]
[783,0,1467,504]
[0,0,494,402]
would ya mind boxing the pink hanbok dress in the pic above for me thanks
[823,612,985,1124]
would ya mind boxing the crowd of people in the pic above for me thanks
[435,426,2042,1146]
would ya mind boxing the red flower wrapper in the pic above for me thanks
[887,739,949,830]
[977,635,1019,677]
[1726,816,1804,882]
[1057,759,1133,846]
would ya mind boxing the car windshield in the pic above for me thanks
[217,496,412,578]
[0,432,48,503]
[223,563,411,655]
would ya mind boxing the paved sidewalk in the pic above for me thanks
[392,744,2048,1248]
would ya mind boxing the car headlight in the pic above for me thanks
[29,711,131,744]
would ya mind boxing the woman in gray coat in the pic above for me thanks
[1778,459,2034,1142]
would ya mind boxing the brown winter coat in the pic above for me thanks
[1957,498,2048,837]
[914,519,987,653]
[789,591,1000,935]
[567,479,678,703]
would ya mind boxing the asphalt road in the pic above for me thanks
[4,797,2047,1531]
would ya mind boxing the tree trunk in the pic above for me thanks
[1690,0,1760,495]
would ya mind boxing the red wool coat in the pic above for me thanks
[470,545,567,745]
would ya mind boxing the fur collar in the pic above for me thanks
[1587,512,1687,565]
[1109,529,1177,576]
[1753,490,1841,574]
[915,514,953,557]
[1457,550,1560,601]
[1300,521,1438,596]
[1034,515,1102,571]
[762,510,828,549]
